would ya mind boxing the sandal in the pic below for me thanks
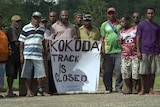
[5,93,17,98]
[37,87,45,96]
[0,95,4,98]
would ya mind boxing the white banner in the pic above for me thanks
[50,39,101,94]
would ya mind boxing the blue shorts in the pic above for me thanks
[21,59,46,78]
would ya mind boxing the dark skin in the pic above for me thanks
[136,8,160,95]
[101,11,117,58]
[132,12,141,25]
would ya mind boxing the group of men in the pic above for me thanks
[0,6,160,98]
[101,7,160,95]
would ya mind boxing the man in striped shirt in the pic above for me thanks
[19,12,46,97]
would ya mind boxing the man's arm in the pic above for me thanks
[19,41,24,63]
[158,34,160,59]
[136,35,141,60]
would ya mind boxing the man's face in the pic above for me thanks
[60,11,68,24]
[146,9,154,20]
[121,17,128,28]
[49,12,56,23]
[32,16,41,26]
[75,15,83,25]
[132,13,140,23]
[13,20,22,28]
[107,11,116,20]
[83,20,92,28]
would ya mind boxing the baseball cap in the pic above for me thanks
[41,17,48,22]
[32,12,42,17]
[11,15,21,21]
[107,7,116,13]
[83,14,92,21]
[73,12,83,17]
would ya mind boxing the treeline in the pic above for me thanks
[0,0,160,30]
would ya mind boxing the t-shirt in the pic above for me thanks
[18,23,45,60]
[79,25,100,40]
[136,20,160,54]
[50,21,76,39]
[100,20,121,54]
[120,26,137,59]
[6,26,21,61]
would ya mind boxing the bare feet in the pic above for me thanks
[149,90,160,95]
[26,91,34,97]
[138,90,145,95]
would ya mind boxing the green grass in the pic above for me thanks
[0,73,19,91]
[1,73,160,91]
[154,74,160,90]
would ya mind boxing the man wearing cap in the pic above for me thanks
[79,14,100,40]
[73,12,83,34]
[100,7,122,93]
[19,12,46,96]
[5,15,22,97]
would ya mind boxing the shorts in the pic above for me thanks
[139,54,160,75]
[121,58,139,79]
[6,58,20,79]
[21,59,46,78]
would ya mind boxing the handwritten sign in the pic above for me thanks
[50,39,101,93]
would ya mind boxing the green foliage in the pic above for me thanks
[78,0,107,27]
[0,0,160,30]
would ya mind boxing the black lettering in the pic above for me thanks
[58,40,65,51]
[51,40,59,52]
[65,40,73,51]
[74,75,80,81]
[68,74,74,81]
[81,75,87,82]
[82,41,90,51]
[64,55,69,61]
[75,40,81,51]
[74,56,79,62]
[63,74,67,82]
[52,54,57,61]
[58,54,63,62]
[55,73,60,82]
[91,41,99,51]
[69,55,74,62]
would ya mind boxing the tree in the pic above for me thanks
[78,0,108,27]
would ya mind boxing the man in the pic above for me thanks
[46,11,58,95]
[136,7,160,95]
[100,7,122,93]
[79,14,100,40]
[50,10,77,39]
[0,14,8,98]
[73,12,83,33]
[119,16,139,94]
[47,11,57,30]
[132,11,141,92]
[132,12,141,26]
[19,12,46,97]
[5,15,21,97]
[49,10,77,93]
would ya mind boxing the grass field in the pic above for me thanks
[154,74,160,89]
[1,73,160,91]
